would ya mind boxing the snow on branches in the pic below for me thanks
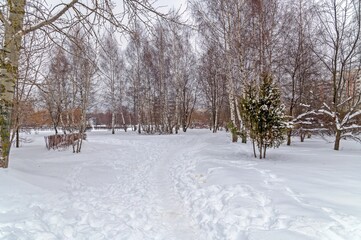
[240,74,287,159]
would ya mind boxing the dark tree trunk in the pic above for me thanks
[16,127,20,148]
[252,140,257,158]
[287,129,292,146]
[263,145,266,159]
[334,130,341,150]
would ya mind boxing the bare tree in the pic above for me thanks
[0,0,168,168]
[99,28,125,134]
[41,46,70,135]
[192,0,282,142]
[68,28,97,153]
[276,0,322,145]
[151,21,173,133]
[313,0,361,150]
[192,0,242,140]
[125,24,145,133]
[198,44,227,133]
[167,15,198,133]
[124,15,197,134]
[12,29,47,147]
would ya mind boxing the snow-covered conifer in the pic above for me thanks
[240,74,287,159]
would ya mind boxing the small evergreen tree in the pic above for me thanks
[240,74,287,159]
[227,121,239,142]
[240,81,259,157]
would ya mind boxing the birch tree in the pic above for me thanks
[125,16,197,134]
[0,0,169,168]
[152,23,169,132]
[99,29,125,134]
[277,0,321,145]
[13,29,46,147]
[41,46,70,135]
[125,26,145,133]
[0,0,26,168]
[201,0,246,141]
[168,16,197,133]
[68,28,97,153]
[192,0,280,142]
[198,44,226,133]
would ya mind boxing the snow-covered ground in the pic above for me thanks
[0,129,360,240]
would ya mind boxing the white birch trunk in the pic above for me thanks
[0,0,26,168]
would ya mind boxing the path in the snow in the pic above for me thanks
[0,132,204,239]
[1,130,361,240]
[65,133,203,239]
[147,136,200,239]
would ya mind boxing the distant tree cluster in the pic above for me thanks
[124,16,198,134]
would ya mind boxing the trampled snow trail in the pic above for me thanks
[146,136,201,239]
[1,130,361,240]
[65,133,203,239]
[1,131,204,239]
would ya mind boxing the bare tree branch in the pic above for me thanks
[0,9,10,28]
[22,0,78,35]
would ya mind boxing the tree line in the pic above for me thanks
[193,0,361,155]
[1,0,361,167]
